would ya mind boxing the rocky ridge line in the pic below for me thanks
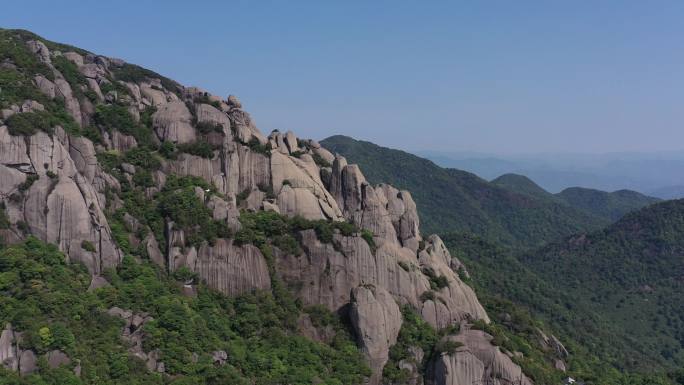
[0,31,534,385]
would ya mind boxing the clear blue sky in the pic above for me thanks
[3,1,683,154]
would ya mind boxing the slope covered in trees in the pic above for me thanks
[0,238,369,385]
[518,199,684,369]
[556,187,660,221]
[492,174,659,221]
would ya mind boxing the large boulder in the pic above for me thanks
[350,285,402,385]
[26,40,50,63]
[53,78,82,126]
[152,101,196,144]
[46,350,71,369]
[195,103,230,133]
[0,324,17,371]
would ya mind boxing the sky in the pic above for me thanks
[2,1,684,154]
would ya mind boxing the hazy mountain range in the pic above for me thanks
[417,150,684,198]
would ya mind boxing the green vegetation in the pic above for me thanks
[492,174,660,222]
[360,229,376,253]
[6,111,54,136]
[99,80,131,99]
[234,210,374,256]
[246,138,271,156]
[0,66,44,109]
[312,153,332,168]
[123,147,161,170]
[157,186,229,247]
[18,174,39,192]
[111,63,179,95]
[0,29,81,140]
[442,206,684,384]
[321,135,608,248]
[195,121,224,135]
[556,187,660,221]
[176,141,217,159]
[96,151,122,173]
[518,199,684,370]
[81,240,96,252]
[93,105,155,147]
[383,306,437,383]
[158,141,176,159]
[5,109,80,137]
[52,55,86,96]
[420,267,449,290]
[0,30,53,108]
[491,173,563,202]
[4,27,682,385]
[0,238,370,384]
[0,202,9,230]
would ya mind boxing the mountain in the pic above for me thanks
[321,135,608,248]
[491,174,660,222]
[491,173,561,202]
[517,199,684,370]
[1,28,680,385]
[556,187,660,221]
[0,28,556,385]
[442,229,684,381]
[650,185,684,200]
[420,150,684,196]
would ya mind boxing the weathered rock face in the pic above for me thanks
[192,240,272,297]
[0,35,531,385]
[277,230,487,330]
[0,126,122,274]
[350,285,402,385]
[153,101,196,144]
[0,324,38,375]
[0,324,17,371]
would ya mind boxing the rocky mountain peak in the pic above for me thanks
[0,29,531,384]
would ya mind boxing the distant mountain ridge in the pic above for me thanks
[420,150,684,198]
[556,186,660,221]
[492,173,659,222]
[491,173,563,202]
[321,135,609,248]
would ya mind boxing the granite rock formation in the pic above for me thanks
[0,31,531,384]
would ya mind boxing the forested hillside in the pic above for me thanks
[492,174,659,221]
[519,199,684,369]
[556,187,659,221]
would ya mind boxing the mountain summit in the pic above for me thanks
[0,29,541,384]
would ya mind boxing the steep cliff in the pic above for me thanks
[0,29,535,384]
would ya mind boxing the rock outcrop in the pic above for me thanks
[0,32,530,385]
[0,324,38,375]
[107,307,164,372]
[350,285,402,385]
[0,126,122,274]
[428,327,533,385]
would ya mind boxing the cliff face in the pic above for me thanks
[0,29,530,385]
